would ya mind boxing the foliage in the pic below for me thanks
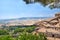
[14,28,25,33]
[14,25,36,33]
[0,30,9,35]
[23,0,60,9]
[17,32,47,40]
[0,32,47,40]
[24,27,35,33]
[0,25,47,40]
[0,35,15,40]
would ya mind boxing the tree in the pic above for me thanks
[23,0,60,9]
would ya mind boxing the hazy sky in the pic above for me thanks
[0,0,60,19]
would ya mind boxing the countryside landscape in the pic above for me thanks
[0,0,60,40]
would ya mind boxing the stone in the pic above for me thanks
[34,12,60,38]
[55,12,60,17]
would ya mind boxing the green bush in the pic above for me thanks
[0,32,47,40]
[0,35,15,40]
[24,27,35,33]
[0,26,47,40]
[17,32,47,40]
[14,26,35,33]
[0,30,9,35]
[14,28,25,33]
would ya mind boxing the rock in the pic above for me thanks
[55,12,60,17]
[34,12,60,38]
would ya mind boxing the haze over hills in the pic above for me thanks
[0,17,51,24]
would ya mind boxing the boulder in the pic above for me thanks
[55,12,60,17]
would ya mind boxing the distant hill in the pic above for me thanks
[0,17,50,24]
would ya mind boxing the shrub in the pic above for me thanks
[0,30,9,35]
[24,27,35,33]
[14,28,25,34]
[0,32,47,40]
[14,26,35,33]
[0,35,15,40]
[17,32,47,40]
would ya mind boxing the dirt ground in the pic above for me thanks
[47,37,60,40]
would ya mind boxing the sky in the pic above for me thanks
[0,0,60,19]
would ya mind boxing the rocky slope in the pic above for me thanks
[34,12,60,40]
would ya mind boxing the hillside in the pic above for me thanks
[34,12,60,40]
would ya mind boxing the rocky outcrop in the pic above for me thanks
[55,13,60,17]
[34,12,60,38]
